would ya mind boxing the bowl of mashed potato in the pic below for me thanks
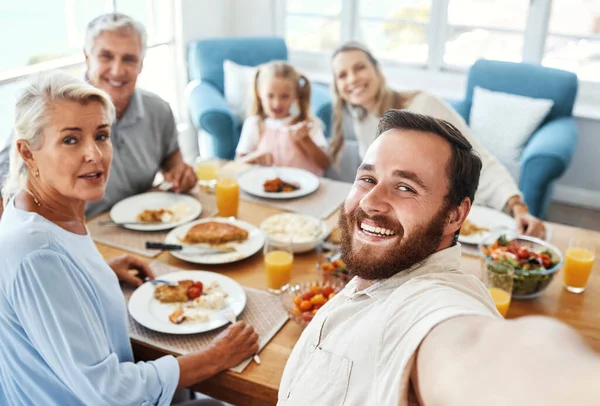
[260,213,329,253]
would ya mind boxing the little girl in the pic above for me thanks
[235,61,330,176]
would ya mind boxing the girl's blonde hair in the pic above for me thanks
[329,42,419,163]
[247,61,312,127]
[1,71,115,204]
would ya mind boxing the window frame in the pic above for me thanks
[0,0,182,122]
[279,0,600,118]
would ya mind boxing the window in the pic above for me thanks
[444,0,530,67]
[285,0,342,52]
[357,0,432,65]
[0,0,179,147]
[282,0,600,86]
[543,0,600,82]
[0,1,109,73]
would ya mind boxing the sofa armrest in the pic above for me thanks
[311,83,332,138]
[187,81,239,159]
[520,117,578,217]
[448,99,470,123]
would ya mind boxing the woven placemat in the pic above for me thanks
[123,262,289,373]
[88,189,218,257]
[240,177,352,219]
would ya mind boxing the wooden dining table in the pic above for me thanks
[96,197,600,406]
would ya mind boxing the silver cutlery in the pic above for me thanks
[98,220,150,226]
[146,278,177,287]
[145,242,235,255]
[219,305,261,365]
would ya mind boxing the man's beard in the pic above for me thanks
[338,203,451,281]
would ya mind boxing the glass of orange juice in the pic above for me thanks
[215,170,239,218]
[195,157,219,187]
[563,238,595,293]
[264,238,294,294]
[484,260,514,318]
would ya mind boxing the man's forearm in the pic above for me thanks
[161,149,183,173]
[416,316,600,406]
[176,346,222,389]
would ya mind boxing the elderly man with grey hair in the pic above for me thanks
[0,13,197,218]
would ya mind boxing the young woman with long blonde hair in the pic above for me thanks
[330,42,545,238]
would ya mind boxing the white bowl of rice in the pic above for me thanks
[260,213,329,253]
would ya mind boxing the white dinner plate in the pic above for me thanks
[110,192,202,231]
[238,166,320,199]
[164,218,265,264]
[458,205,516,245]
[128,270,246,334]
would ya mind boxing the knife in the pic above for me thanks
[99,220,151,226]
[145,242,235,255]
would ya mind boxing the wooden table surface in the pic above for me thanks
[96,198,600,406]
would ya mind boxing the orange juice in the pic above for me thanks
[488,287,511,317]
[195,163,218,182]
[195,159,219,182]
[265,250,293,291]
[215,178,239,217]
[563,247,595,289]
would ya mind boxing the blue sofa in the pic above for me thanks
[187,37,332,159]
[451,59,579,219]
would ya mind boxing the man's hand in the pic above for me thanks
[163,162,197,193]
[209,321,260,371]
[107,254,155,287]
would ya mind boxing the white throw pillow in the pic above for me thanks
[223,60,257,122]
[469,87,554,182]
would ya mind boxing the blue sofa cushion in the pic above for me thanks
[461,59,578,126]
[187,37,288,94]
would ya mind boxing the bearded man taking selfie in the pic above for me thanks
[278,110,600,406]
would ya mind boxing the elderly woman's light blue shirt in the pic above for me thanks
[0,199,179,405]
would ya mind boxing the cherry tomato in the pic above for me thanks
[292,305,302,315]
[302,291,315,301]
[192,281,203,295]
[517,249,530,259]
[321,285,334,298]
[301,311,314,322]
[187,286,202,300]
[293,296,302,306]
[299,300,313,312]
[310,285,321,295]
[310,294,326,306]
[328,292,336,300]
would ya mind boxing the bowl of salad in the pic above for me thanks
[478,232,563,299]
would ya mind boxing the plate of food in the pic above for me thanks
[164,218,265,264]
[260,213,329,253]
[128,270,246,334]
[238,166,320,199]
[458,205,516,245]
[110,192,202,231]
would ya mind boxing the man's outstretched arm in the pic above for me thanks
[413,315,600,406]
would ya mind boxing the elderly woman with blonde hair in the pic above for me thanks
[0,72,258,405]
[329,42,546,238]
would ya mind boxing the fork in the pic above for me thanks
[146,278,177,287]
[158,181,173,192]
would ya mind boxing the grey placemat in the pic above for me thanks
[240,177,352,219]
[89,189,218,257]
[124,262,289,373]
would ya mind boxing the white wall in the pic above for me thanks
[179,0,600,209]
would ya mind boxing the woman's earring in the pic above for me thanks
[35,169,40,177]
